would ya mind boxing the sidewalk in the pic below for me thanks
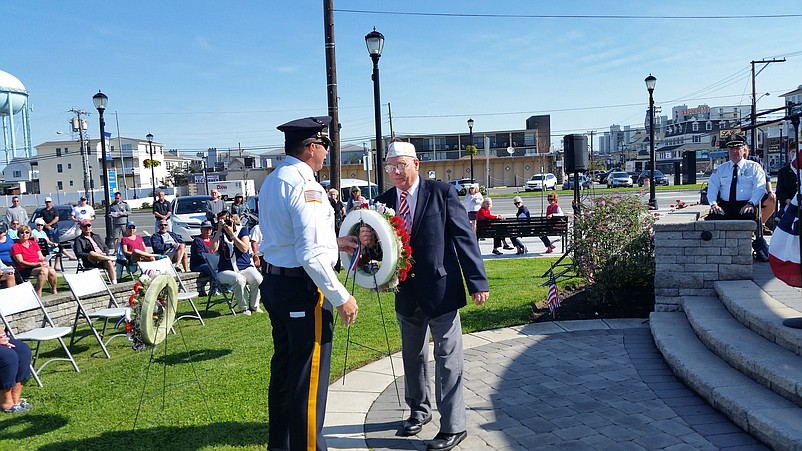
[324,320,766,450]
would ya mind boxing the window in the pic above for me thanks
[12,170,21,178]
[692,122,699,132]
[69,180,74,186]
[57,164,63,173]
[57,181,63,190]
[68,163,72,169]
[56,148,62,157]
[692,135,701,143]
[706,121,712,131]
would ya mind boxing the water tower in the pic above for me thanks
[0,70,32,165]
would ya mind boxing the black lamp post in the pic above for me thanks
[92,91,114,248]
[147,133,156,204]
[468,118,475,182]
[645,74,658,210]
[366,27,385,191]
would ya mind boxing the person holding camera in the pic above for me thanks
[210,211,262,315]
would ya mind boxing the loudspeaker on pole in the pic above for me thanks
[563,134,588,172]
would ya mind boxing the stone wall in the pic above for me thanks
[653,205,755,312]
[4,272,209,334]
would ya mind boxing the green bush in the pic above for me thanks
[139,202,151,210]
[573,194,655,304]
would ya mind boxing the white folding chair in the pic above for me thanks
[0,282,80,387]
[138,258,204,326]
[202,253,237,316]
[63,269,129,358]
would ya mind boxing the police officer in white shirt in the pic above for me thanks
[258,116,359,451]
[707,134,766,220]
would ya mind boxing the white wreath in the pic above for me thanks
[339,209,399,290]
[139,274,178,345]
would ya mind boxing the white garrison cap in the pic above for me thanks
[386,141,418,159]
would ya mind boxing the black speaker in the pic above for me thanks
[682,150,697,184]
[564,134,588,172]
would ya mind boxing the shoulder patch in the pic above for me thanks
[304,190,323,203]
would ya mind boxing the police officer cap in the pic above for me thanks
[724,134,747,147]
[277,116,333,148]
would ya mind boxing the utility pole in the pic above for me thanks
[587,130,595,169]
[388,102,394,139]
[323,0,341,194]
[751,58,785,151]
[70,109,91,200]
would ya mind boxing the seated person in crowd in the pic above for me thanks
[541,193,564,254]
[190,220,214,278]
[150,220,189,272]
[6,220,20,241]
[706,134,765,221]
[209,211,262,315]
[0,329,32,413]
[120,222,159,263]
[0,260,16,288]
[511,196,529,255]
[11,225,59,296]
[30,218,60,272]
[476,198,519,255]
[73,219,118,284]
[0,225,20,286]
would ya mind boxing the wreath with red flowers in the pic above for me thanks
[125,270,176,351]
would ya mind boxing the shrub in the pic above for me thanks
[140,202,151,210]
[573,194,655,304]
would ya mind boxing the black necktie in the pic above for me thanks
[729,164,738,201]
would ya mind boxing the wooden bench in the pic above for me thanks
[476,217,569,251]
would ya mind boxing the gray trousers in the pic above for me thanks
[397,308,466,434]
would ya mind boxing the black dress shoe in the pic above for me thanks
[401,415,431,436]
[427,431,467,450]
[503,245,515,250]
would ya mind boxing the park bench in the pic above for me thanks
[476,217,569,251]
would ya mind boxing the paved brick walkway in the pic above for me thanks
[360,327,766,450]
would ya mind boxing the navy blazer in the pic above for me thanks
[376,177,489,318]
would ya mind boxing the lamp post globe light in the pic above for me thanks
[645,74,658,210]
[366,27,385,192]
[92,90,115,248]
[147,133,156,204]
[467,118,475,182]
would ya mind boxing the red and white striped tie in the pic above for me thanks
[398,190,411,234]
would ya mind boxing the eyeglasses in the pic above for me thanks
[384,162,410,174]
[20,231,30,235]
[309,141,329,150]
[36,224,44,226]
[10,223,18,226]
[514,202,521,205]
[81,224,92,228]
[159,224,169,227]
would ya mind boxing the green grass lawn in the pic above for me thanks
[0,257,577,450]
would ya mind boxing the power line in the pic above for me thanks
[334,9,802,20]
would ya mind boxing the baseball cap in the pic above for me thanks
[80,219,92,226]
[45,197,53,202]
[200,220,213,229]
[126,221,137,229]
[80,196,87,201]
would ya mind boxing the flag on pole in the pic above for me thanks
[547,272,560,315]
[104,131,112,160]
[769,149,802,287]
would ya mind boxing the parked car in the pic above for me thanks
[627,171,641,184]
[637,169,670,186]
[525,173,557,191]
[589,170,606,183]
[170,195,211,242]
[598,168,622,184]
[562,174,592,190]
[29,204,80,243]
[447,178,477,196]
[607,171,633,188]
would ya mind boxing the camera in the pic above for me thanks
[224,219,233,227]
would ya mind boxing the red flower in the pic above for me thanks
[398,229,409,243]
[125,322,131,333]
[129,293,136,306]
[390,216,402,228]
[399,272,407,282]
[403,244,412,257]
[133,282,141,292]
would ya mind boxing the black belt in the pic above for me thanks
[265,264,307,278]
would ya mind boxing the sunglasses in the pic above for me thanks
[82,224,92,228]
[20,231,31,235]
[309,141,329,150]
[36,224,44,226]
[159,224,169,227]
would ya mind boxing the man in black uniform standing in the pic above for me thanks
[258,116,359,451]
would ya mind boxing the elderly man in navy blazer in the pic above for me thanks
[360,141,489,451]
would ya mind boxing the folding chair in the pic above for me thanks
[202,253,237,316]
[114,243,140,281]
[137,258,204,326]
[38,238,63,272]
[0,282,80,387]
[63,269,129,358]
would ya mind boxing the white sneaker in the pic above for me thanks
[252,307,264,314]
[241,310,252,316]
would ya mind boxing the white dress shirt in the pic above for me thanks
[707,159,766,205]
[258,156,349,307]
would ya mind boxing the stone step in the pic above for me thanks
[650,312,802,450]
[683,296,802,408]
[715,280,802,357]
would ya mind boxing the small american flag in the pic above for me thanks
[347,245,362,274]
[547,272,560,315]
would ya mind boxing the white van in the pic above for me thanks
[320,179,379,204]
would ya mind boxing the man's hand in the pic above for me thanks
[338,235,359,255]
[471,291,489,305]
[359,225,377,248]
[336,296,358,327]
[709,203,724,216]
[739,203,755,216]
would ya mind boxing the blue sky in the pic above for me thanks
[3,1,801,156]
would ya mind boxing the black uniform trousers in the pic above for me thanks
[706,199,756,221]
[261,269,333,451]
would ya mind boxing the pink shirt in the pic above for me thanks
[121,235,146,254]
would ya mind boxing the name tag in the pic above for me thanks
[304,190,323,203]
[289,311,306,318]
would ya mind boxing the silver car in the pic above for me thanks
[606,171,633,188]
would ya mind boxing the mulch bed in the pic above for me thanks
[531,284,655,322]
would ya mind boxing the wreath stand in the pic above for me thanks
[131,274,214,429]
[338,210,402,407]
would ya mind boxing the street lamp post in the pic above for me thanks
[645,74,658,210]
[92,91,115,248]
[196,152,210,194]
[468,118,475,182]
[147,133,156,204]
[366,27,385,191]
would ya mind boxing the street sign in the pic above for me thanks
[107,170,117,192]
[428,170,436,179]
[506,147,515,155]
